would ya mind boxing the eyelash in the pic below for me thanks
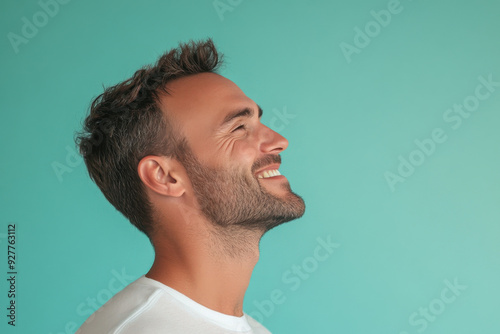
[232,124,246,132]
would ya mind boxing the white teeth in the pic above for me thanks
[257,169,281,179]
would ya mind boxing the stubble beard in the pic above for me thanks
[178,146,306,239]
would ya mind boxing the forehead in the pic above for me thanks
[158,72,255,138]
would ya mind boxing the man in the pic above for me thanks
[75,38,305,333]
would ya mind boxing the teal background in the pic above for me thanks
[1,0,499,333]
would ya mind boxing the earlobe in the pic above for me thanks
[137,156,185,197]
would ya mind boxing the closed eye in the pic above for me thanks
[232,124,246,132]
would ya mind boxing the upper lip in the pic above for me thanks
[254,164,281,176]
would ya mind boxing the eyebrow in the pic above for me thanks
[219,105,263,128]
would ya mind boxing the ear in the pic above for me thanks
[137,155,185,197]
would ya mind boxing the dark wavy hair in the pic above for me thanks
[75,38,223,240]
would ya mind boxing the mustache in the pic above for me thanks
[251,155,282,173]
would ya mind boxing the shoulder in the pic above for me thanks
[76,275,168,334]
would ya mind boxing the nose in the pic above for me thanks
[259,124,289,154]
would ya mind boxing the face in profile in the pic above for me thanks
[162,72,305,233]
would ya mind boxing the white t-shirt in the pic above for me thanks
[76,275,271,334]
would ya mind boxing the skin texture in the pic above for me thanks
[138,72,305,317]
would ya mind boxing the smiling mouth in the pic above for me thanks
[257,169,281,179]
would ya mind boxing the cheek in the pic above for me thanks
[213,133,259,170]
[232,140,258,166]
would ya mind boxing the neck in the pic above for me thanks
[146,223,263,316]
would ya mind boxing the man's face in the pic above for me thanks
[160,73,305,232]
